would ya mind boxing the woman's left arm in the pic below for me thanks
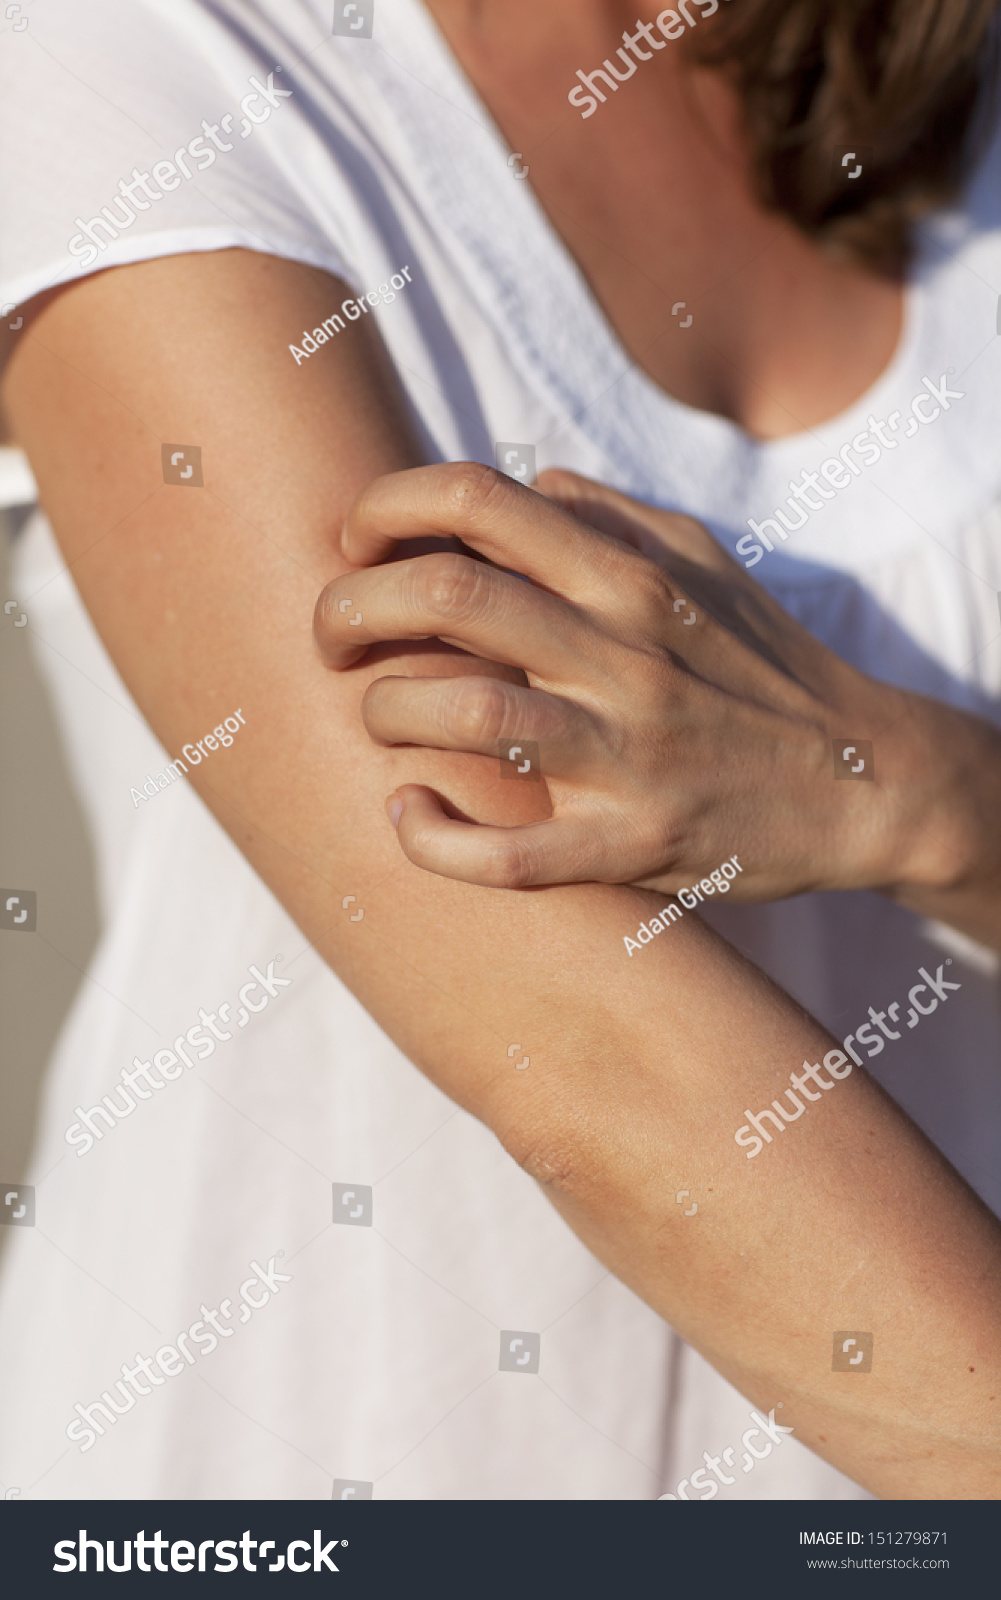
[316,464,1001,951]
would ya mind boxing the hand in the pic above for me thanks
[313,462,999,924]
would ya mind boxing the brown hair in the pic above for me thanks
[688,0,1001,275]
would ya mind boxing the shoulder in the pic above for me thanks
[0,0,390,313]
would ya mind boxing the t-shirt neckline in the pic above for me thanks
[400,0,922,463]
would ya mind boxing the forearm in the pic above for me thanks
[476,892,1001,1500]
[247,745,1001,1500]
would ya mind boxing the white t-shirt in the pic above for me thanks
[2,0,1000,1501]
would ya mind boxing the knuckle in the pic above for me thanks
[444,678,513,746]
[413,552,489,625]
[482,836,537,890]
[629,562,674,628]
[629,644,673,700]
[437,460,510,524]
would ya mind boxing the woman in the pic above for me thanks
[1,0,1000,1500]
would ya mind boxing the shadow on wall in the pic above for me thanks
[0,507,100,1258]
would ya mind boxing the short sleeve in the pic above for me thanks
[0,0,364,312]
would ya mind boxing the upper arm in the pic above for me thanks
[0,247,583,1128]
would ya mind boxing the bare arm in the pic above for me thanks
[4,248,1000,1498]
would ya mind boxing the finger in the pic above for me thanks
[340,461,649,607]
[314,550,612,680]
[525,471,813,710]
[534,467,757,655]
[361,674,598,774]
[385,784,605,889]
[537,467,736,572]
[538,467,828,694]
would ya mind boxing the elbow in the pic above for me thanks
[492,1093,608,1207]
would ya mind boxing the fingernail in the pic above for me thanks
[386,795,403,829]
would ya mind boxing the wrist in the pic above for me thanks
[873,691,1001,896]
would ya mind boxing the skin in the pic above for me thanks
[2,2,1000,1498]
[318,465,1001,951]
[421,0,904,439]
